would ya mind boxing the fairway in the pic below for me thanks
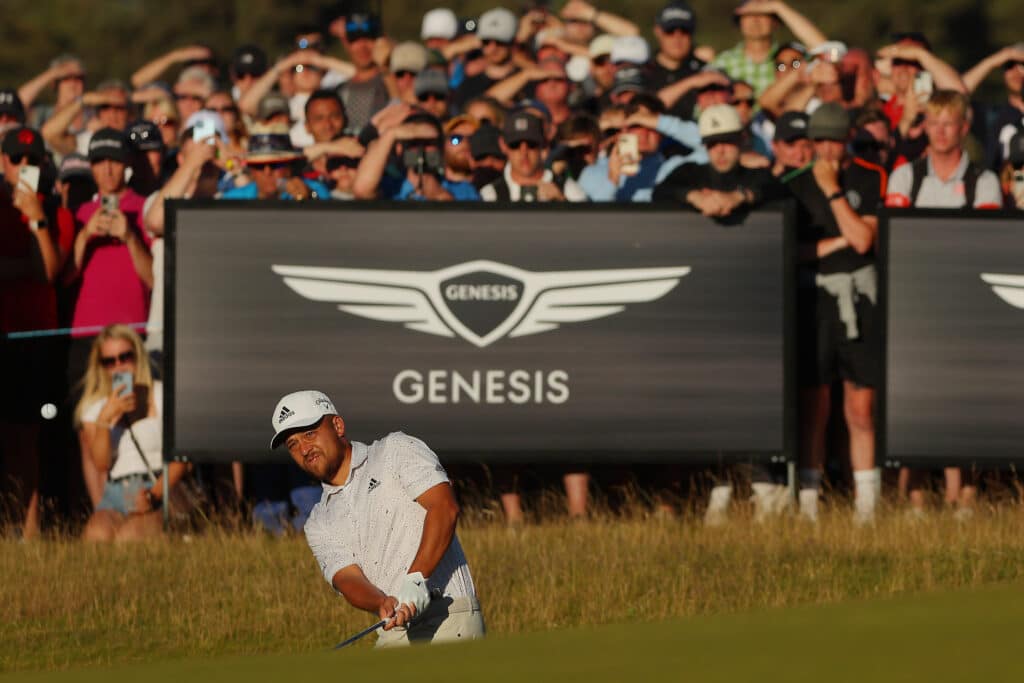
[7,582,1024,682]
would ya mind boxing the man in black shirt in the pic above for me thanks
[451,8,519,112]
[647,3,705,120]
[653,103,777,219]
[783,102,885,525]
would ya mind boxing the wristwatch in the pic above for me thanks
[28,218,48,231]
[827,190,845,202]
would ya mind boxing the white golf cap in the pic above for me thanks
[588,34,616,59]
[422,8,458,41]
[698,104,744,143]
[610,36,650,65]
[270,390,337,449]
[477,8,517,44]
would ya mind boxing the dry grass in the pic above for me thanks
[3,500,1024,674]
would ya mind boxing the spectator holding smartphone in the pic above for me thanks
[68,128,154,450]
[75,324,187,541]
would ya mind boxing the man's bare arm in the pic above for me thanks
[407,482,460,579]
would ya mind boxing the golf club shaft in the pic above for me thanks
[333,619,387,650]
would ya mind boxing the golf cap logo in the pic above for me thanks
[277,406,295,424]
[981,273,1024,309]
[273,260,690,348]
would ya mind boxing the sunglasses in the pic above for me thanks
[1004,61,1024,71]
[394,70,418,79]
[734,97,755,107]
[661,27,691,36]
[99,350,135,368]
[482,39,510,48]
[602,127,621,138]
[776,59,802,72]
[249,161,291,172]
[448,134,464,146]
[891,58,922,69]
[98,103,128,111]
[591,56,611,67]
[509,139,542,150]
[294,64,322,74]
[57,74,85,83]
[417,92,447,103]
[326,156,360,171]
[7,154,41,165]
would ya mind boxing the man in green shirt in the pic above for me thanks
[714,0,827,98]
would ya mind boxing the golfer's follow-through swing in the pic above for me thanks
[270,390,486,648]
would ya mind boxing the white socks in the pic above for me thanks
[853,468,881,525]
[704,485,733,526]
[751,483,791,522]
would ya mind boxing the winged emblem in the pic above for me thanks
[981,273,1024,309]
[272,260,691,348]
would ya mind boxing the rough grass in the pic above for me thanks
[3,501,1024,674]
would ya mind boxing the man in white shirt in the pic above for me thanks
[270,390,484,648]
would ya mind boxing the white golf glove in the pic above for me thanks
[396,571,431,615]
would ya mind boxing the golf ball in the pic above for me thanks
[40,403,57,420]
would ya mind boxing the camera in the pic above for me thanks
[402,145,444,176]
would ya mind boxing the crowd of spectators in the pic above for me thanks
[2,1,1023,538]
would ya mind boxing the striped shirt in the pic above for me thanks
[304,432,476,600]
[714,42,779,98]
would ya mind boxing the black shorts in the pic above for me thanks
[796,284,881,389]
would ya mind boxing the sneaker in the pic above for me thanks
[798,488,819,523]
[704,485,733,527]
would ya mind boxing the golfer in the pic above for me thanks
[270,390,485,647]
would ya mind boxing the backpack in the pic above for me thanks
[908,157,982,208]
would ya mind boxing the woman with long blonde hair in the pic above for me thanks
[75,324,186,541]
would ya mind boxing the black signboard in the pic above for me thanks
[882,211,1024,465]
[166,203,793,464]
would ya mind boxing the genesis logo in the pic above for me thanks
[981,273,1024,309]
[272,260,691,347]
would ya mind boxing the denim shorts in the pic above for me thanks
[97,474,152,515]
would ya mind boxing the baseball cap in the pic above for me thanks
[657,2,696,33]
[270,390,338,449]
[444,114,480,136]
[391,42,428,74]
[422,8,458,41]
[346,13,382,39]
[589,34,616,59]
[698,104,743,145]
[611,66,648,97]
[773,111,810,142]
[88,128,129,163]
[258,91,291,121]
[58,153,93,182]
[477,8,517,44]
[808,102,850,141]
[414,69,449,98]
[470,122,504,160]
[2,126,45,162]
[696,65,731,93]
[503,109,546,147]
[127,119,164,152]
[232,44,268,77]
[1008,131,1024,167]
[0,89,25,122]
[611,36,650,65]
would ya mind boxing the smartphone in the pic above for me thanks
[19,165,40,193]
[193,117,217,145]
[101,194,119,213]
[520,185,538,202]
[913,71,933,101]
[617,133,640,176]
[112,371,134,397]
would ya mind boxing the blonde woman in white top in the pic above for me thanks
[75,324,187,541]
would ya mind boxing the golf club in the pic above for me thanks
[333,619,388,650]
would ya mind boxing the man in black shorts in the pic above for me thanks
[782,103,886,525]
